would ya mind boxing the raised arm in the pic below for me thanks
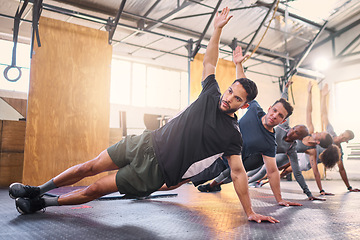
[227,155,279,223]
[232,46,248,79]
[202,7,232,81]
[320,84,330,128]
[307,82,314,134]
[263,155,302,206]
[281,80,292,100]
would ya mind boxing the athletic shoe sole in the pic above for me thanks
[9,183,22,199]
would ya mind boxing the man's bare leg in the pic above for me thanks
[53,150,119,187]
[9,150,119,200]
[58,172,118,205]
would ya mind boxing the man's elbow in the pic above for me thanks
[203,60,216,70]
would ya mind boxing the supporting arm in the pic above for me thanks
[263,155,302,206]
[227,155,279,223]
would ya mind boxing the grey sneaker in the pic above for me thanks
[9,183,40,199]
[15,197,46,214]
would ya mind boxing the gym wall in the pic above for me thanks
[23,17,112,186]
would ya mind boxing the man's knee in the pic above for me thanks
[84,182,104,198]
[76,159,99,176]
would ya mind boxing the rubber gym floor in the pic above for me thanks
[1,179,359,240]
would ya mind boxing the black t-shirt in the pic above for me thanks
[151,74,243,187]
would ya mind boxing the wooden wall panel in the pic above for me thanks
[0,153,24,186]
[1,120,26,152]
[23,17,112,186]
[288,75,325,179]
[190,53,236,103]
[0,120,26,186]
[288,75,321,130]
[1,97,27,118]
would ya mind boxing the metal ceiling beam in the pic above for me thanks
[53,0,200,38]
[205,43,285,67]
[143,0,162,17]
[188,0,213,9]
[287,20,329,79]
[335,50,360,59]
[246,68,281,78]
[173,5,260,21]
[1,7,292,63]
[263,23,311,43]
[244,0,278,55]
[108,0,126,44]
[256,0,335,33]
[143,0,193,32]
[0,13,32,23]
[112,39,187,58]
[312,18,360,51]
[134,0,161,37]
[337,33,360,57]
[191,0,222,59]
[238,39,294,60]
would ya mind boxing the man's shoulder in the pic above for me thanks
[200,74,220,96]
[201,74,216,87]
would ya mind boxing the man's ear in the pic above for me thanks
[241,103,249,109]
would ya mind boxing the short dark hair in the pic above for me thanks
[345,130,355,141]
[233,78,258,102]
[272,98,293,119]
[319,133,333,148]
[319,144,340,169]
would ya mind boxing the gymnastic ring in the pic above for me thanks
[3,65,22,82]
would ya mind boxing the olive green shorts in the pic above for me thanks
[107,131,164,197]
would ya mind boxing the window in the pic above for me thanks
[0,39,189,111]
[110,59,131,105]
[334,79,360,142]
[132,63,146,107]
[0,39,30,93]
[110,59,188,110]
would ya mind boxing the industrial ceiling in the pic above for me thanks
[1,0,360,81]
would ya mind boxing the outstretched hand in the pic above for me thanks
[248,212,280,223]
[233,46,249,65]
[349,188,360,192]
[285,80,293,88]
[321,83,329,96]
[320,191,334,196]
[278,199,302,207]
[214,7,232,29]
[308,196,326,201]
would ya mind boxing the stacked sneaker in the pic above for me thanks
[15,196,46,214]
[197,183,221,192]
[9,183,45,214]
[9,183,40,199]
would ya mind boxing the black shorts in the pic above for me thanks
[107,131,164,197]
